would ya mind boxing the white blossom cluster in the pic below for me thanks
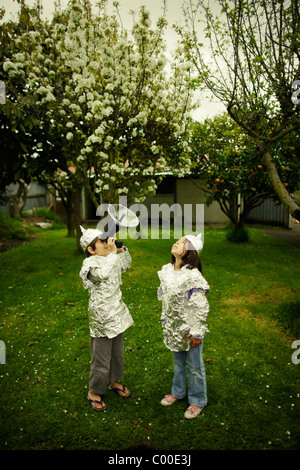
[2,0,195,204]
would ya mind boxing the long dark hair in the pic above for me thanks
[171,241,203,273]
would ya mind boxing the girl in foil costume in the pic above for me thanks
[79,226,133,412]
[158,234,210,419]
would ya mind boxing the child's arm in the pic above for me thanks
[157,286,167,327]
[88,254,119,280]
[186,288,209,338]
[117,247,132,272]
[89,239,119,280]
[157,285,163,300]
[88,240,131,280]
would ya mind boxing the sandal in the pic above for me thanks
[110,384,131,398]
[160,394,179,406]
[184,405,204,419]
[87,396,107,412]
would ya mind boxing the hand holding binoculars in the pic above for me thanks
[99,204,139,248]
[100,235,124,249]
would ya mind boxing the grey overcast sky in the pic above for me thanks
[0,0,225,120]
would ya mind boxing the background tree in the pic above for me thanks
[189,114,299,237]
[1,0,194,248]
[0,3,41,215]
[180,0,300,220]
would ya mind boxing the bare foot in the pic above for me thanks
[88,391,106,411]
[110,382,131,398]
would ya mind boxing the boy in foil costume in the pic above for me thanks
[79,226,133,412]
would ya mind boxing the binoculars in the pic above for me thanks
[98,204,139,249]
[100,235,123,249]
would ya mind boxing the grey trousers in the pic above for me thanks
[89,333,124,395]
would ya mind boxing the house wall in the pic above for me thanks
[143,177,229,225]
[1,182,50,216]
[246,198,291,227]
[176,178,229,225]
[81,175,291,228]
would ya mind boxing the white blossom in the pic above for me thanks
[105,83,114,91]
[102,107,113,116]
[118,187,129,194]
[3,0,194,212]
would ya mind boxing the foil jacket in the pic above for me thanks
[158,263,210,351]
[79,249,133,338]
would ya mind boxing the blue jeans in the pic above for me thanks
[171,342,207,408]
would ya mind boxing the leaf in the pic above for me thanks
[131,420,139,425]
[64,302,75,306]
[64,330,74,334]
[73,412,78,419]
[25,376,30,382]
[28,341,35,347]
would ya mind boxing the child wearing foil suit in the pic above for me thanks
[158,234,210,419]
[79,226,133,412]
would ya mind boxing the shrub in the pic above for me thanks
[0,212,27,240]
[225,222,249,243]
[31,208,64,229]
[31,208,62,223]
[273,301,300,337]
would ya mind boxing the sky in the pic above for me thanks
[0,0,225,120]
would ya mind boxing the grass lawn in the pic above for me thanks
[0,226,299,451]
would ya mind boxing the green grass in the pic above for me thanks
[0,212,28,240]
[0,227,299,450]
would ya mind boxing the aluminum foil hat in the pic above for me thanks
[185,233,203,252]
[79,225,103,252]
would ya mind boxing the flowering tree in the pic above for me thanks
[179,0,300,220]
[189,114,299,230]
[1,0,194,246]
[0,4,41,214]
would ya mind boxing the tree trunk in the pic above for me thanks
[66,190,75,237]
[262,149,300,221]
[73,185,83,251]
[54,187,75,237]
[10,182,30,218]
[229,194,241,227]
